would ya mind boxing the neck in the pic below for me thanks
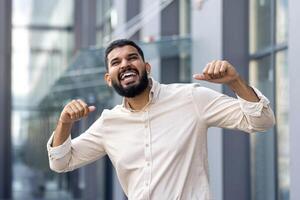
[125,85,151,111]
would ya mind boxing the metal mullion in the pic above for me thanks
[0,0,12,198]
[249,49,272,60]
[270,0,280,199]
[13,24,73,32]
[249,43,288,60]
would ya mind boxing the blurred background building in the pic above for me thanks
[0,0,299,199]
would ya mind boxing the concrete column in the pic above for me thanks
[222,0,252,200]
[126,0,140,40]
[0,0,12,198]
[289,0,300,199]
[74,0,97,50]
[161,0,180,83]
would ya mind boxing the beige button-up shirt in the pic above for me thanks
[47,79,275,200]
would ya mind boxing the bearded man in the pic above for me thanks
[47,39,275,200]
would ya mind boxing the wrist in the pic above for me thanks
[227,76,260,102]
[58,118,74,126]
[227,75,244,91]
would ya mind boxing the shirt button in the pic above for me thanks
[145,143,149,147]
[145,182,149,186]
[147,162,150,167]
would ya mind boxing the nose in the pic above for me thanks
[120,58,130,70]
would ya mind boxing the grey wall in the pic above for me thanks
[0,0,12,198]
[160,0,180,83]
[74,0,97,49]
[222,0,251,200]
[161,0,179,36]
[289,0,300,199]
[126,0,140,40]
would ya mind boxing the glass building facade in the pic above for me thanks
[10,0,191,199]
[12,0,77,199]
[249,0,289,199]
[0,0,298,199]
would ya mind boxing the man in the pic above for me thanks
[47,39,275,199]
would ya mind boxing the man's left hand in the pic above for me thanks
[193,60,239,84]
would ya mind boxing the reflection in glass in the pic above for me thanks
[13,0,74,27]
[276,50,289,200]
[96,0,114,46]
[12,110,71,199]
[249,0,272,54]
[12,0,76,199]
[276,0,288,44]
[249,56,276,200]
[11,0,193,199]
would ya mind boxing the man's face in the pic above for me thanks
[105,45,150,98]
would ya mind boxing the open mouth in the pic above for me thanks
[119,69,139,86]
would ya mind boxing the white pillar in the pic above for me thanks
[140,0,161,81]
[289,0,300,199]
[191,1,223,199]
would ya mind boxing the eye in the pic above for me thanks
[111,60,120,66]
[128,55,138,60]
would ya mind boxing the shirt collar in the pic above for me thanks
[122,77,160,112]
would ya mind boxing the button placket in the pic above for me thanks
[143,110,152,199]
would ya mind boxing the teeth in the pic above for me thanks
[121,72,136,79]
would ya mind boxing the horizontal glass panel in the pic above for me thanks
[42,36,191,109]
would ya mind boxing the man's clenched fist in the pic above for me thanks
[59,99,96,124]
[193,60,239,84]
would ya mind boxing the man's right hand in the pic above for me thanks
[52,100,96,147]
[59,99,96,124]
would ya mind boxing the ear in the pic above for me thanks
[104,73,112,87]
[145,62,151,74]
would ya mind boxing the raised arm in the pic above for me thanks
[193,60,275,132]
[47,99,106,173]
[52,99,96,147]
[193,60,259,102]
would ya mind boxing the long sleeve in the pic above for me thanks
[192,85,275,133]
[47,117,107,173]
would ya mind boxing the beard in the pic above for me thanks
[111,69,149,98]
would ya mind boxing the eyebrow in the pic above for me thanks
[110,57,120,65]
[127,53,139,57]
[109,52,139,65]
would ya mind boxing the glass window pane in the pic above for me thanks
[12,1,76,199]
[249,0,272,54]
[96,0,113,46]
[249,56,276,200]
[276,0,288,44]
[276,50,290,200]
[13,0,74,27]
[96,0,112,26]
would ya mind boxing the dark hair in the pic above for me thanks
[104,39,145,70]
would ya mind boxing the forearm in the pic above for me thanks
[228,76,259,102]
[200,86,275,133]
[52,121,73,147]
